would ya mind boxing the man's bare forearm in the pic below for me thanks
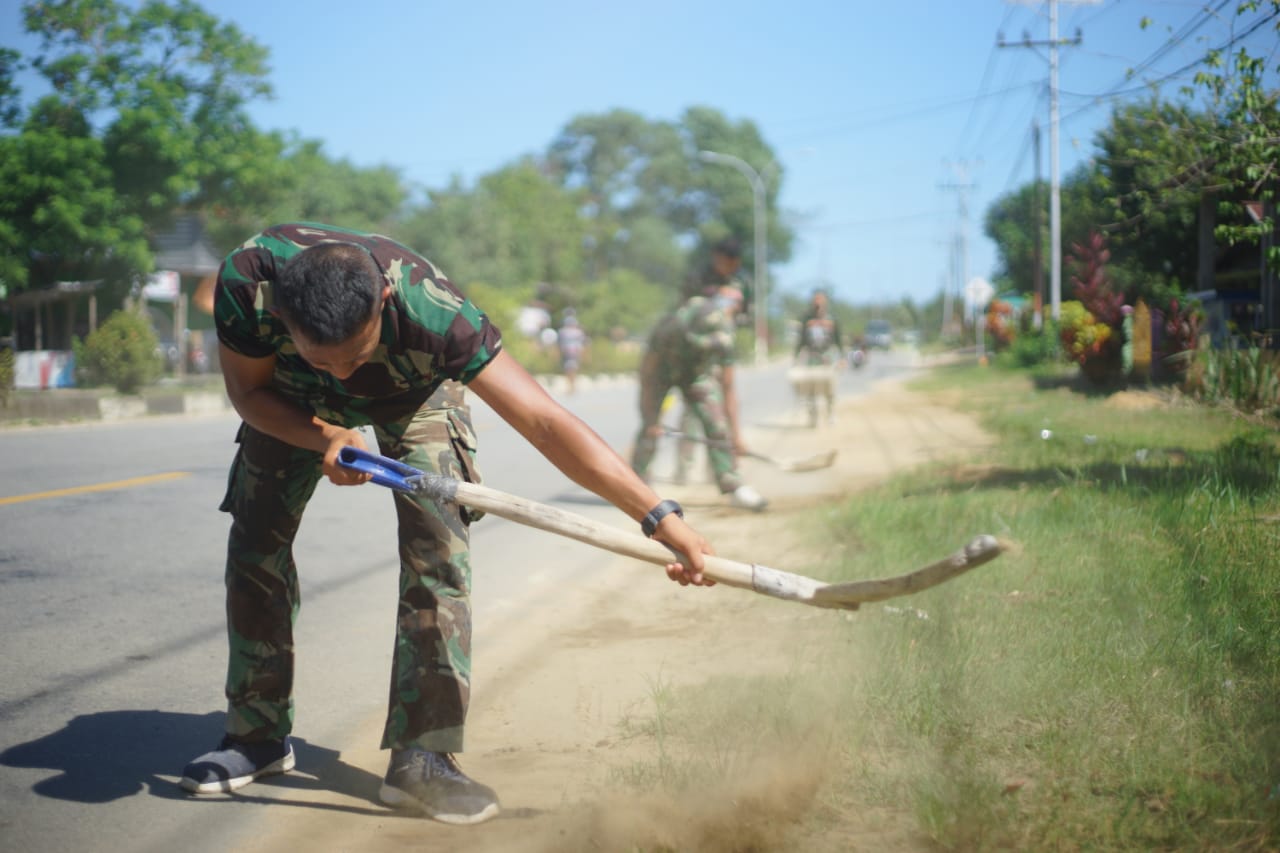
[227,385,346,454]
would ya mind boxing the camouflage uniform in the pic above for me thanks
[795,315,843,366]
[214,222,501,754]
[631,289,743,493]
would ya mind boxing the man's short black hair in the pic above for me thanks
[276,243,384,344]
[712,237,742,259]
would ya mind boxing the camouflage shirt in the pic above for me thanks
[647,291,739,375]
[214,222,502,402]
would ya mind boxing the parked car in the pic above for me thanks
[866,319,893,350]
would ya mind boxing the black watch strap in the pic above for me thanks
[640,499,684,538]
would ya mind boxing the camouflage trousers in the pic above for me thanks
[218,383,481,753]
[630,359,742,493]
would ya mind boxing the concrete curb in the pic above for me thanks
[1,360,803,427]
[0,389,234,426]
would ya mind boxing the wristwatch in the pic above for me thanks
[640,499,684,538]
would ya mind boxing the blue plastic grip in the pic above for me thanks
[336,446,424,493]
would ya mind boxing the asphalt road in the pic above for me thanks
[0,352,908,852]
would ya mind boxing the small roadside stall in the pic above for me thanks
[7,279,101,389]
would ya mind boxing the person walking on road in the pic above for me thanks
[179,222,715,826]
[630,237,767,511]
[792,288,844,425]
[556,309,587,394]
[794,289,843,366]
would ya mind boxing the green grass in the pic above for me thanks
[611,364,1280,851]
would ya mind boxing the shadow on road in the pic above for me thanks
[0,709,384,811]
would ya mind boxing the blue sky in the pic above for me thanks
[4,1,1276,307]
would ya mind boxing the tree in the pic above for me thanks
[983,181,1046,294]
[4,0,276,293]
[545,106,795,290]
[1115,3,1280,274]
[204,137,409,252]
[397,159,587,296]
[0,99,150,295]
[1180,0,1280,271]
[1091,98,1222,290]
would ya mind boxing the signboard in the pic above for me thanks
[965,276,995,312]
[15,350,76,389]
[144,270,180,302]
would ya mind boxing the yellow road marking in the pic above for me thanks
[0,471,192,506]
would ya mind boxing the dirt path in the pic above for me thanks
[245,375,992,852]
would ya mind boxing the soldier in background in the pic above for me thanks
[792,288,844,425]
[630,238,767,511]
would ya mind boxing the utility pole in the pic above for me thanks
[939,162,974,337]
[998,0,1083,322]
[1032,120,1044,328]
[698,149,769,365]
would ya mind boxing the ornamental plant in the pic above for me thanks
[0,345,12,407]
[73,309,162,394]
[1058,300,1113,366]
[1158,296,1202,379]
[985,299,1016,350]
[1067,232,1127,382]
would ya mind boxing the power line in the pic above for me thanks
[962,45,1044,161]
[775,82,1039,145]
[955,2,1027,155]
[803,210,946,231]
[1059,7,1280,125]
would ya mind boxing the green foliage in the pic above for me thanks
[1187,342,1280,415]
[0,106,151,291]
[830,368,1280,849]
[982,180,1047,294]
[547,106,794,286]
[1001,319,1060,368]
[608,368,1280,850]
[575,268,669,341]
[396,160,589,295]
[6,4,805,337]
[1188,1,1280,274]
[1092,99,1218,291]
[204,135,409,251]
[73,309,162,393]
[4,0,274,291]
[1213,427,1280,492]
[988,9,1280,309]
[0,344,13,407]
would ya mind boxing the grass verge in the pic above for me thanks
[608,364,1280,851]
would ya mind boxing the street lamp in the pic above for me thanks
[698,149,768,365]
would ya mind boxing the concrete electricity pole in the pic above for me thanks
[998,0,1083,322]
[939,162,975,336]
[699,149,768,365]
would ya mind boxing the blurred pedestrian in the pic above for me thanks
[792,288,843,424]
[556,309,587,394]
[794,289,843,366]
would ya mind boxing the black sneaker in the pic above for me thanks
[379,748,500,825]
[179,735,295,794]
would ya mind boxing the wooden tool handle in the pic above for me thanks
[453,481,769,592]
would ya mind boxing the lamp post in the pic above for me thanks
[698,149,768,365]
